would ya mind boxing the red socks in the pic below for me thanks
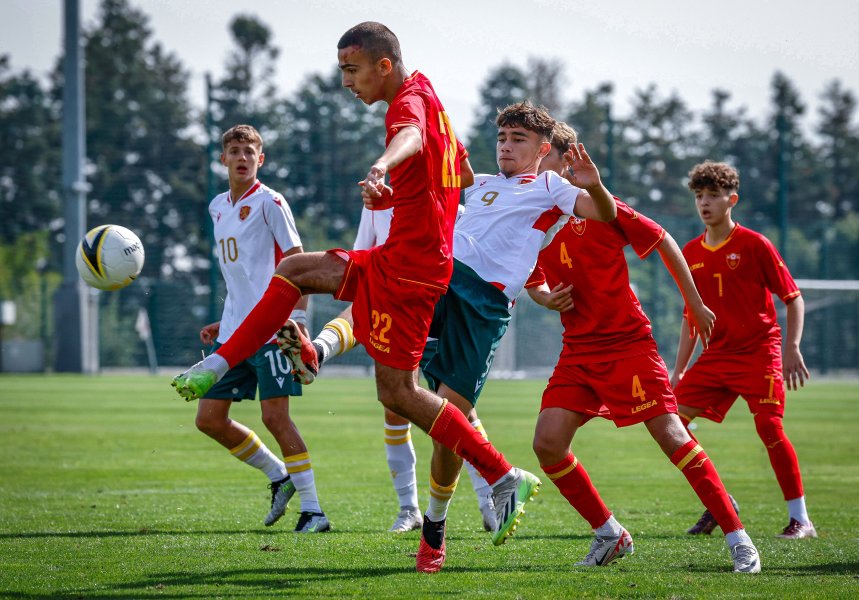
[754,413,804,500]
[217,275,301,368]
[427,401,511,485]
[671,440,743,534]
[542,453,611,529]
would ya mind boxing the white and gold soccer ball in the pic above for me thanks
[75,224,145,291]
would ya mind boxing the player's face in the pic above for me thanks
[538,146,566,176]
[694,186,737,227]
[221,141,264,186]
[496,126,550,177]
[338,46,387,105]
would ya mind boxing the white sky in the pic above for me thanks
[3,0,858,135]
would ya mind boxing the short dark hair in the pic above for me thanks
[687,161,740,193]
[496,101,555,141]
[337,22,402,65]
[550,122,578,154]
[222,124,263,151]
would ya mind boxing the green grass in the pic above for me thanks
[0,375,857,599]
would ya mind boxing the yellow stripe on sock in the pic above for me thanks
[230,432,261,459]
[428,399,448,433]
[429,476,459,500]
[273,274,301,293]
[284,452,312,474]
[333,318,355,350]
[385,432,412,445]
[546,456,578,481]
[676,444,704,471]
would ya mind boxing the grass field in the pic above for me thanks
[0,375,857,598]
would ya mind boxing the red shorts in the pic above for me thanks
[541,349,677,428]
[331,248,446,370]
[674,349,785,422]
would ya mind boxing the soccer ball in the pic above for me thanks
[75,224,145,291]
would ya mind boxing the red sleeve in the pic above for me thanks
[525,263,546,288]
[612,201,665,259]
[386,91,426,139]
[757,235,801,303]
[457,138,469,160]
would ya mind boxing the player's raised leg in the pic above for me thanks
[172,252,345,400]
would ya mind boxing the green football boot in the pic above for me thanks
[170,362,218,401]
[491,468,541,546]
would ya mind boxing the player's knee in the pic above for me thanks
[754,413,785,445]
[261,409,290,434]
[532,433,565,465]
[195,413,227,437]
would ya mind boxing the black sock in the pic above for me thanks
[422,516,446,549]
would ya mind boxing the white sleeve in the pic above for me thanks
[546,171,581,216]
[264,195,302,252]
[353,207,377,250]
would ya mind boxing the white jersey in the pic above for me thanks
[455,170,581,300]
[353,204,463,250]
[353,207,393,250]
[209,180,302,344]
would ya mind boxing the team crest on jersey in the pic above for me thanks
[239,206,252,221]
[726,252,741,269]
[571,217,586,236]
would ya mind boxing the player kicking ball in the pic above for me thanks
[671,161,815,540]
[171,22,541,568]
[526,122,761,573]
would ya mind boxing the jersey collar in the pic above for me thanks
[229,180,261,205]
[496,172,537,184]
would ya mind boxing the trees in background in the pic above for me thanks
[1,0,857,365]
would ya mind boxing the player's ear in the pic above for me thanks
[538,140,551,159]
[729,192,739,207]
[220,153,226,166]
[378,57,392,76]
[258,152,265,167]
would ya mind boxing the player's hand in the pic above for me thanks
[360,182,394,210]
[687,303,716,349]
[563,143,602,191]
[783,345,810,390]
[540,283,575,312]
[669,371,682,389]
[200,321,220,345]
[359,162,394,210]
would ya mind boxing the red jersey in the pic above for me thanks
[530,200,665,364]
[682,223,800,356]
[379,71,465,289]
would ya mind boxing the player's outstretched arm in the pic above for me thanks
[656,233,715,348]
[359,125,422,210]
[670,318,698,389]
[564,143,616,222]
[527,282,574,312]
[783,296,811,390]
